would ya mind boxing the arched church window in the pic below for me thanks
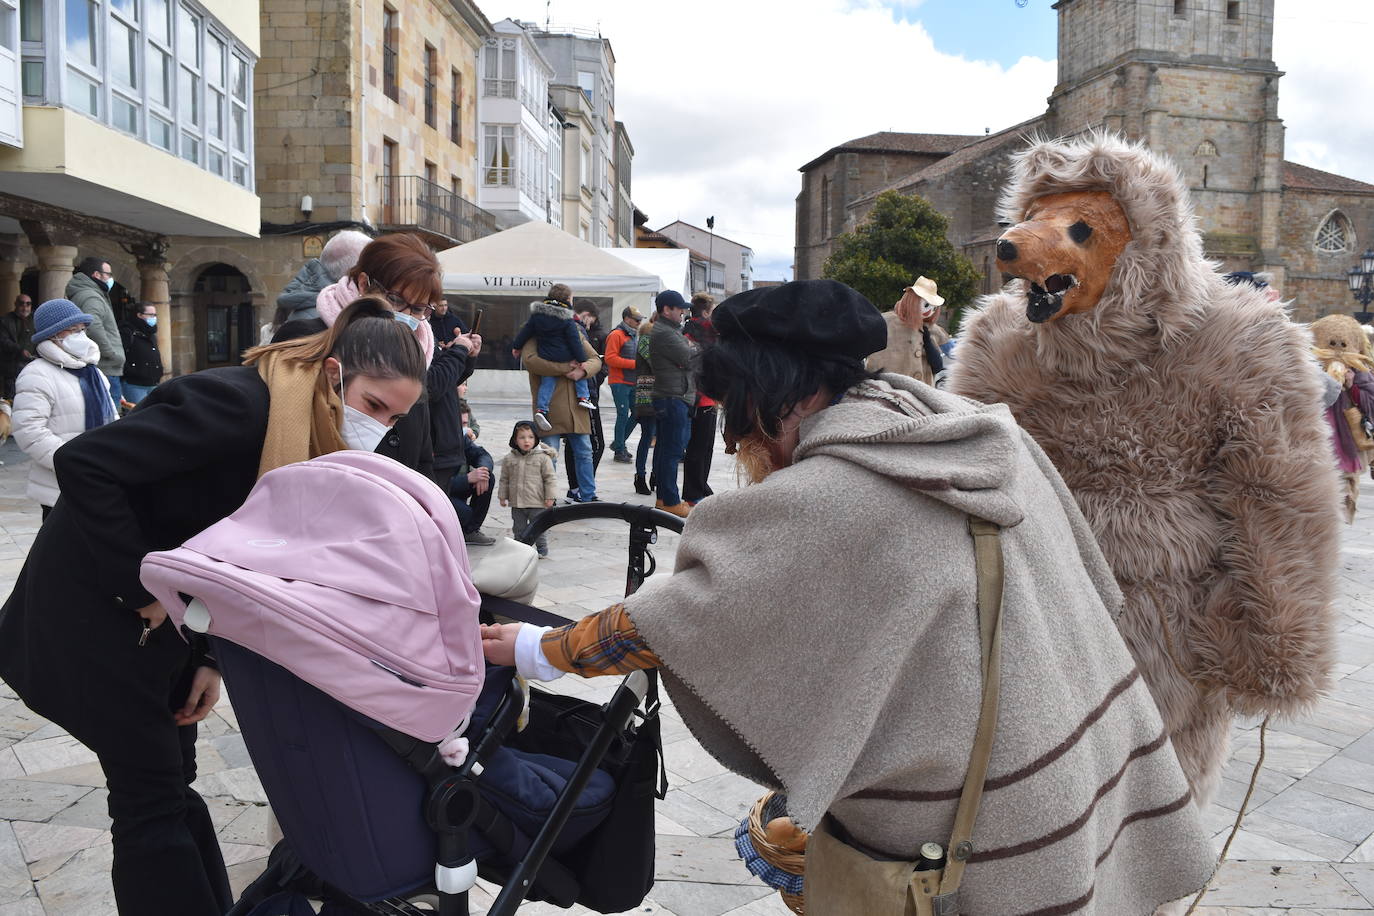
[1316,212,1353,253]
[1194,140,1218,157]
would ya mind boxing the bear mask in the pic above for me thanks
[994,190,1132,324]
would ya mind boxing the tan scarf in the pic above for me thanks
[250,349,347,478]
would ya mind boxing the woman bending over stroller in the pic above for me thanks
[482,280,1219,915]
[0,299,427,915]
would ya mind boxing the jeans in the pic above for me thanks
[635,415,657,476]
[609,382,637,452]
[123,383,157,405]
[447,462,494,533]
[683,405,717,503]
[651,398,691,506]
[542,433,596,501]
[566,406,604,493]
[105,374,124,405]
[537,375,589,411]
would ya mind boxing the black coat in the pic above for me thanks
[0,367,269,722]
[429,343,476,472]
[119,319,164,386]
[428,311,468,350]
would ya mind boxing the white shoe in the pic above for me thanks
[534,410,552,431]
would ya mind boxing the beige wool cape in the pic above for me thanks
[624,374,1216,916]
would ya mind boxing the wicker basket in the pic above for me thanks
[737,791,806,914]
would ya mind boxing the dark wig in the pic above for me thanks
[697,337,878,443]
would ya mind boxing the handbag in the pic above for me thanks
[509,675,667,914]
[804,517,1005,916]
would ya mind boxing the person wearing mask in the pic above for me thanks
[274,229,373,327]
[682,293,718,506]
[119,303,164,406]
[480,280,1218,916]
[867,276,947,387]
[0,294,35,399]
[564,303,607,501]
[603,306,644,463]
[283,232,480,485]
[648,291,696,518]
[66,256,127,404]
[12,299,118,518]
[0,299,426,916]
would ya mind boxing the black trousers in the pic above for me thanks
[566,405,605,493]
[55,613,231,915]
[682,406,717,504]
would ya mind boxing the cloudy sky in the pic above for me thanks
[499,0,1374,281]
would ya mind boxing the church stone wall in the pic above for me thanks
[1279,189,1374,324]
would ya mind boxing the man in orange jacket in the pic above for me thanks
[603,305,644,462]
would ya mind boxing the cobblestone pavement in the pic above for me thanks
[0,398,1370,914]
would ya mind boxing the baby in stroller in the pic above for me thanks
[140,451,669,916]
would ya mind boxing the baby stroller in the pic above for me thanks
[139,451,684,916]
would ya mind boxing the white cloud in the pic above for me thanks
[1273,0,1374,184]
[499,0,1371,280]
[504,0,1054,278]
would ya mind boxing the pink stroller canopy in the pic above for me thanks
[141,451,483,742]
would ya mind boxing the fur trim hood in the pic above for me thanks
[978,133,1239,379]
[530,299,574,321]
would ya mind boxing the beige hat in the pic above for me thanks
[907,276,944,307]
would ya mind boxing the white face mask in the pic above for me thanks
[58,330,90,358]
[393,311,420,332]
[341,404,390,452]
[336,362,392,452]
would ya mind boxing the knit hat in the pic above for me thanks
[713,280,887,360]
[32,298,96,344]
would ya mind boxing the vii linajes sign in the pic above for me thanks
[479,277,556,288]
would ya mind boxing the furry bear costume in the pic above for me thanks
[949,134,1339,808]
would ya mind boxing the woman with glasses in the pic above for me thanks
[284,233,482,487]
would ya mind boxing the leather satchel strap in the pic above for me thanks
[936,517,1005,899]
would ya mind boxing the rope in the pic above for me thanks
[1183,716,1269,916]
[1152,601,1269,916]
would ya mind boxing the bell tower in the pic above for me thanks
[1047,0,1285,278]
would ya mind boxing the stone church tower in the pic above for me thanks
[798,0,1374,320]
[1047,0,1287,284]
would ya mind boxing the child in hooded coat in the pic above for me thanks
[499,420,558,557]
[511,285,592,428]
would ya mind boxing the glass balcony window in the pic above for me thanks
[150,114,173,151]
[112,94,138,134]
[180,130,198,163]
[111,19,137,89]
[66,67,98,116]
[66,0,98,68]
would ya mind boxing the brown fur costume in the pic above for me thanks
[949,135,1339,808]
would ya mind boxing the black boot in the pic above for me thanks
[634,474,652,496]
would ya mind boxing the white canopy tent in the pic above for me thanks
[438,221,661,314]
[438,221,664,393]
[601,247,689,298]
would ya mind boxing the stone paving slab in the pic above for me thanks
[0,400,1369,913]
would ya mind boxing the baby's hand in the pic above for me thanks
[544,499,555,508]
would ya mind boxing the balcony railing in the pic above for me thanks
[378,175,497,245]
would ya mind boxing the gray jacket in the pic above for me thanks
[65,271,124,378]
[649,316,696,405]
[276,259,334,322]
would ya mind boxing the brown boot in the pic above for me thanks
[656,500,691,518]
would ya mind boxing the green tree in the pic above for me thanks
[822,190,982,333]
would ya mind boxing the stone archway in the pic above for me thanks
[167,245,267,375]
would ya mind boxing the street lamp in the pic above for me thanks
[1349,248,1374,323]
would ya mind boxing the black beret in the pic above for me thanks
[712,280,887,360]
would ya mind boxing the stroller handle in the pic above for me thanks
[515,501,685,545]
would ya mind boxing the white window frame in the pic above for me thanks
[482,123,513,187]
[202,25,229,178]
[482,37,514,98]
[1315,211,1353,254]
